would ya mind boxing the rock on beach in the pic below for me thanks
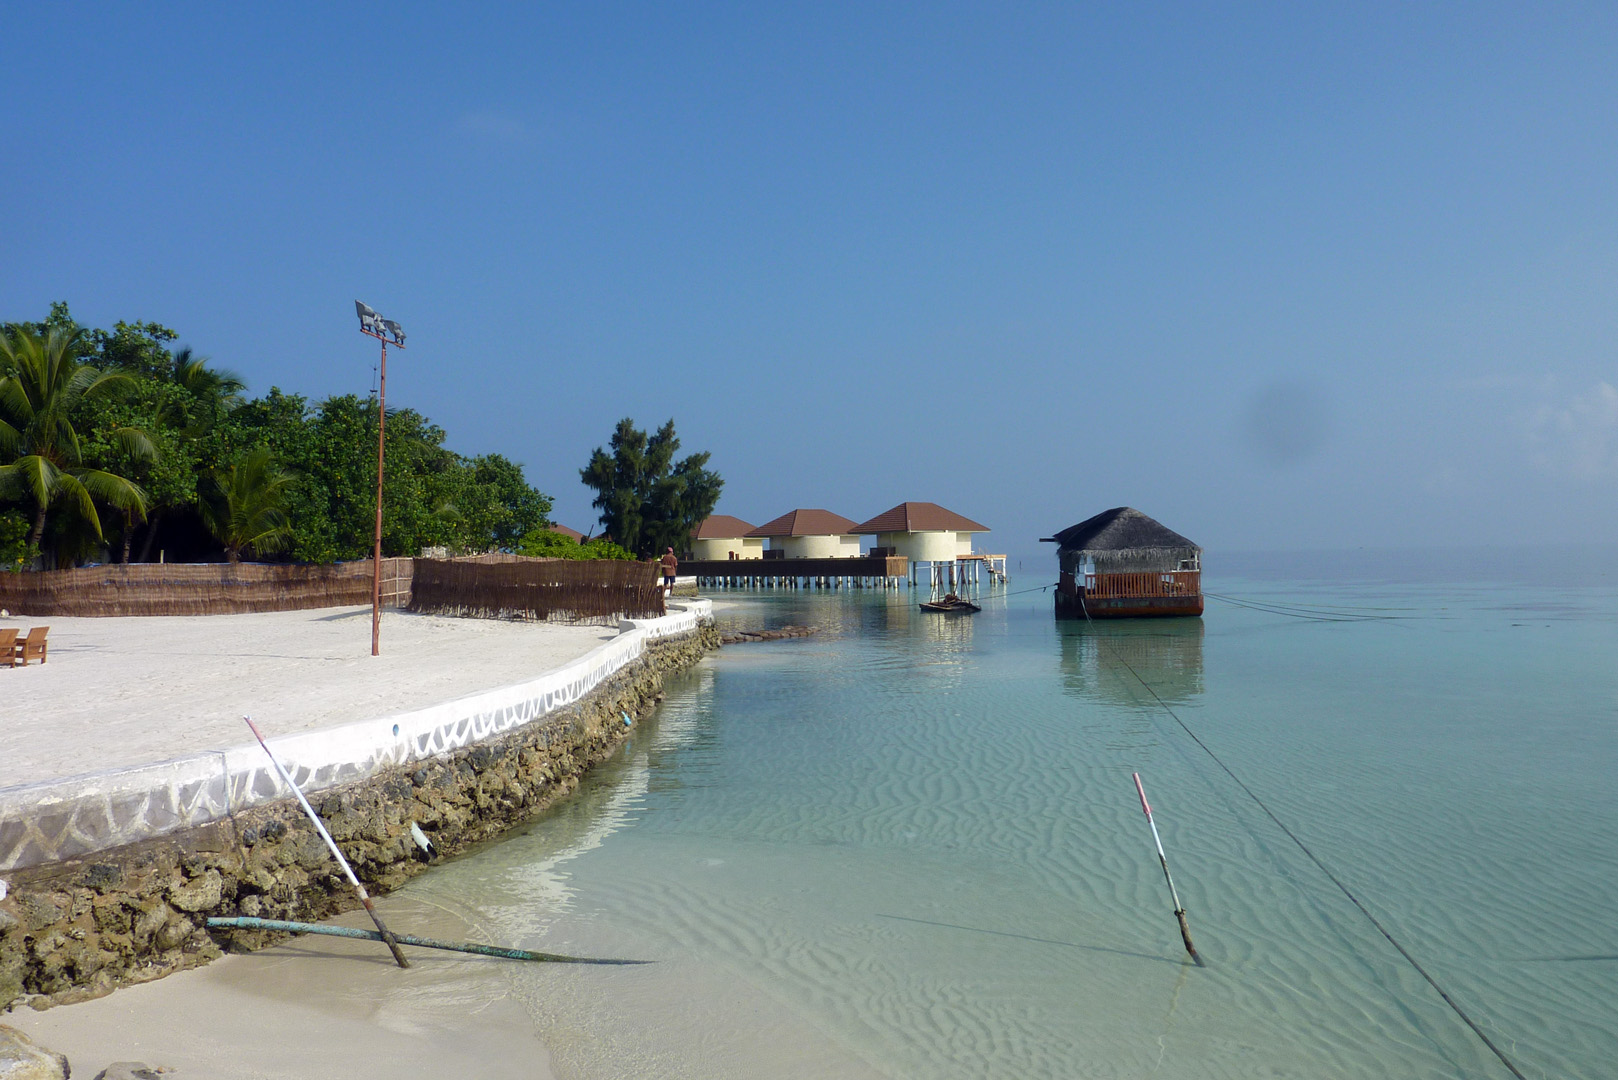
[0,1024,69,1080]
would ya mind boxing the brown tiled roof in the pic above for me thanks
[692,514,757,539]
[547,523,584,541]
[745,509,860,537]
[852,502,989,535]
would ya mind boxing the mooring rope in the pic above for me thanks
[1077,597,1528,1080]
[968,581,1061,601]
[1203,591,1416,623]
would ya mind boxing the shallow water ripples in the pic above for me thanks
[412,586,1618,1079]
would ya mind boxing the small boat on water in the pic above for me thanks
[920,593,980,614]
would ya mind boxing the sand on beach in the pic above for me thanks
[0,606,614,789]
[3,892,555,1080]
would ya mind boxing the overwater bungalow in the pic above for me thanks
[1042,507,1203,619]
[851,501,1003,588]
[690,515,765,560]
[851,501,988,562]
[547,523,585,542]
[746,509,863,558]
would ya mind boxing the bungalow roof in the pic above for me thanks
[745,509,860,538]
[852,501,989,535]
[692,514,757,539]
[1043,507,1199,554]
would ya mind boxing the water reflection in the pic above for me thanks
[1057,618,1204,707]
[914,605,975,651]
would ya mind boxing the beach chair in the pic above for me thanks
[14,626,47,666]
[0,628,16,668]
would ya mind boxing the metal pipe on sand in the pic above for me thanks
[207,917,650,965]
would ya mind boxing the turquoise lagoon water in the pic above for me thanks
[400,558,1618,1079]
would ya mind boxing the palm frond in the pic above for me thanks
[54,472,106,540]
[73,468,148,518]
[111,425,158,463]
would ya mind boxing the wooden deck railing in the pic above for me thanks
[1083,570,1201,599]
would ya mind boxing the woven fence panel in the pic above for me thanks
[408,557,663,625]
[0,559,415,617]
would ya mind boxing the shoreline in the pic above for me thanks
[4,891,558,1080]
[1,602,720,1075]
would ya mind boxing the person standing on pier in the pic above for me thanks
[661,547,678,594]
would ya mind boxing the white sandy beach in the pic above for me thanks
[0,607,613,789]
[4,891,556,1080]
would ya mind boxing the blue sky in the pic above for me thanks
[5,4,1617,565]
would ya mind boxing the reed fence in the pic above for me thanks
[408,557,664,625]
[0,559,414,617]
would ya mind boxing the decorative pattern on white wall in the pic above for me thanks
[0,602,711,872]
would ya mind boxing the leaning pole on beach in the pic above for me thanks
[244,716,411,968]
[1132,772,1200,964]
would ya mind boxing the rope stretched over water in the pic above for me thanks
[1203,591,1417,622]
[1078,597,1528,1080]
[970,582,1061,601]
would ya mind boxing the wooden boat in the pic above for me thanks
[920,593,980,614]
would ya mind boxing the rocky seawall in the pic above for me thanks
[0,621,718,1011]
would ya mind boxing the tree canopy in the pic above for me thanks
[0,304,555,568]
[580,418,722,557]
[0,324,153,552]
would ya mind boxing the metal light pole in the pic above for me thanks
[355,301,405,656]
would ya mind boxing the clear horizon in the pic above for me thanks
[5,5,1616,554]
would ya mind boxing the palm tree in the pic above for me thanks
[0,326,153,552]
[200,446,293,562]
[131,345,247,563]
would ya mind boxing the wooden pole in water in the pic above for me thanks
[244,717,410,968]
[1133,772,1200,963]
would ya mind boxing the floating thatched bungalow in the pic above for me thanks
[746,509,863,559]
[690,515,765,560]
[1042,507,1202,619]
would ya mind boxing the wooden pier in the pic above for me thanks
[684,555,909,589]
[910,553,1008,590]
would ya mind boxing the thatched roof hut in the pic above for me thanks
[1043,508,1203,618]
[1043,507,1200,575]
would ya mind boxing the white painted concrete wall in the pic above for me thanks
[0,602,714,872]
[692,536,764,560]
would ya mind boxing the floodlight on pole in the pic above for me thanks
[355,301,405,656]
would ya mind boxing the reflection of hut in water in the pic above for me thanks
[1058,618,1204,707]
[1042,507,1203,619]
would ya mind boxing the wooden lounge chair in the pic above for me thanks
[14,626,47,666]
[0,628,16,668]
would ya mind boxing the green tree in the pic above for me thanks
[200,446,293,562]
[516,529,635,560]
[0,325,153,552]
[443,453,552,552]
[580,418,722,557]
[0,509,34,571]
[121,345,246,561]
